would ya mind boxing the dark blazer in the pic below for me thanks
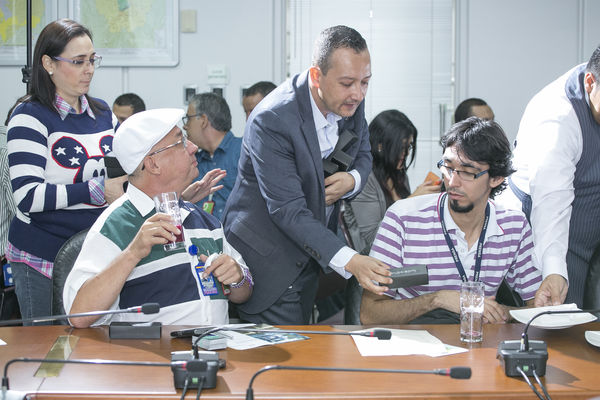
[222,70,372,314]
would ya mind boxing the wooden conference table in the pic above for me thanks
[1,323,600,399]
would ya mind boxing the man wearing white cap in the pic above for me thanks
[63,109,252,328]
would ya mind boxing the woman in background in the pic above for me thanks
[344,110,441,254]
[6,19,126,323]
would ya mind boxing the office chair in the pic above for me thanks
[52,229,89,320]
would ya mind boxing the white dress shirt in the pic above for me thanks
[308,82,363,279]
[498,65,585,282]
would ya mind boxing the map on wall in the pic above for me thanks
[0,0,56,65]
[70,0,179,67]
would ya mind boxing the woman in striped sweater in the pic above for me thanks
[6,19,127,324]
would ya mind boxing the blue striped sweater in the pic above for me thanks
[6,99,115,263]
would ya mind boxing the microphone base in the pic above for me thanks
[170,351,220,389]
[108,322,162,339]
[497,340,548,377]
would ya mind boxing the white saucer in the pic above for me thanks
[510,304,597,329]
[585,331,600,347]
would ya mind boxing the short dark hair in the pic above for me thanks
[586,44,600,80]
[113,93,146,114]
[312,25,367,74]
[454,98,488,123]
[244,81,276,98]
[22,19,106,114]
[189,92,232,132]
[369,110,418,203]
[441,117,515,199]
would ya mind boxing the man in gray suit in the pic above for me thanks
[223,25,392,324]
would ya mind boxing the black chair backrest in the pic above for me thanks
[52,229,89,319]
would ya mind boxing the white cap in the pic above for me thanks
[113,108,185,174]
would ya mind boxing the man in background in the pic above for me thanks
[183,93,240,221]
[242,81,276,120]
[113,93,146,124]
[454,98,494,123]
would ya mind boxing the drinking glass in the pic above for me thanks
[153,192,185,251]
[460,281,484,343]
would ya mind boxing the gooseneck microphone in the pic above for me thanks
[191,327,392,358]
[245,365,471,400]
[217,327,392,339]
[498,307,599,380]
[0,303,160,326]
[519,308,599,351]
[1,357,207,400]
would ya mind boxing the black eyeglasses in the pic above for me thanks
[437,159,488,181]
[182,113,202,125]
[147,132,188,157]
[52,55,102,68]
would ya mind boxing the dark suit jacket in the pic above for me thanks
[222,70,372,314]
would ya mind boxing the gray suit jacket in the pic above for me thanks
[222,70,372,314]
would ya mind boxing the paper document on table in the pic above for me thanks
[0,339,5,346]
[225,325,309,350]
[351,328,467,357]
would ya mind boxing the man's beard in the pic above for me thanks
[449,198,474,213]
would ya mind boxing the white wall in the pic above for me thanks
[456,0,600,143]
[287,0,453,186]
[0,0,284,136]
[3,0,599,144]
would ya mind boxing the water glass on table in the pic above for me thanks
[460,281,484,343]
[153,191,185,251]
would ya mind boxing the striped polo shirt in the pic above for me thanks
[370,193,541,301]
[63,184,249,325]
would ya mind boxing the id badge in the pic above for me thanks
[195,264,219,296]
[189,245,230,297]
[202,200,215,214]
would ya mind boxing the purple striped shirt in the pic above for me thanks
[370,193,542,301]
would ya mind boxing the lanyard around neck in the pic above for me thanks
[438,193,490,282]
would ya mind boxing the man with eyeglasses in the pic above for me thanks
[183,93,240,221]
[63,108,252,328]
[360,118,542,325]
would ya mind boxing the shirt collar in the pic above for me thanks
[126,183,191,221]
[438,193,502,241]
[54,93,96,121]
[215,131,233,152]
[198,131,233,159]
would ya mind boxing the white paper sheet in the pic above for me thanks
[351,328,467,357]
